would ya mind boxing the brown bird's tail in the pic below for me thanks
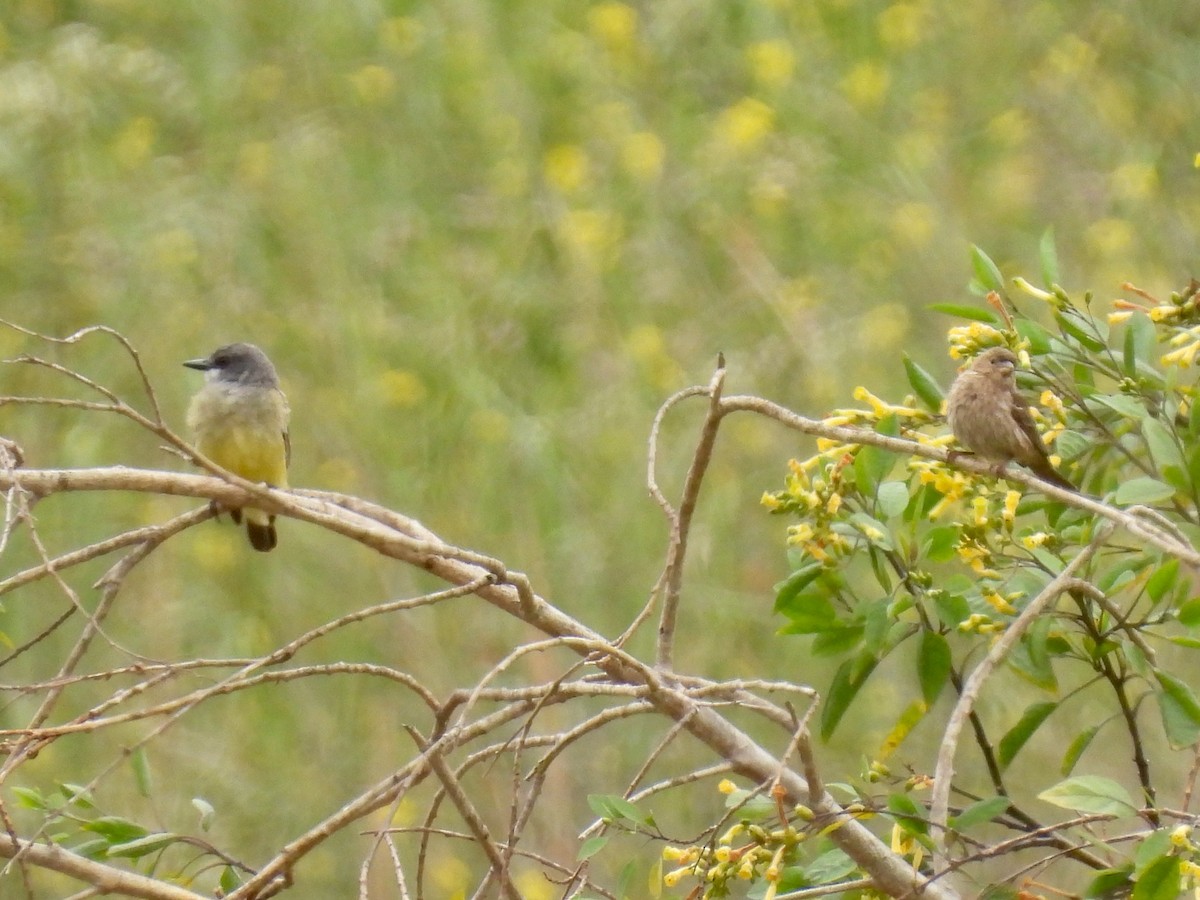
[246,519,277,552]
[1032,461,1075,492]
[231,507,278,552]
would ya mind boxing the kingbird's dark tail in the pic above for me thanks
[246,519,277,552]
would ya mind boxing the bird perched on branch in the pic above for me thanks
[945,347,1074,492]
[184,343,291,551]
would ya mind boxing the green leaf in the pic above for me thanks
[1061,724,1101,775]
[803,849,856,885]
[776,593,839,633]
[1178,597,1200,627]
[1114,477,1175,506]
[932,592,971,628]
[1132,855,1182,900]
[1055,310,1107,352]
[1086,867,1134,899]
[69,838,110,860]
[877,481,909,519]
[810,626,864,655]
[586,794,647,825]
[998,701,1058,769]
[1054,429,1091,463]
[917,632,950,705]
[775,564,830,615]
[1134,829,1174,874]
[821,653,878,740]
[130,748,152,799]
[81,817,150,844]
[854,444,893,495]
[1091,393,1148,418]
[1154,670,1200,749]
[59,784,95,810]
[1039,227,1059,286]
[1146,558,1179,605]
[886,793,928,835]
[1014,318,1053,355]
[1143,417,1184,472]
[927,303,1000,323]
[902,355,944,412]
[219,867,242,893]
[950,795,1010,831]
[970,245,1005,293]
[847,513,893,550]
[1037,776,1137,816]
[722,789,775,820]
[107,832,178,859]
[11,787,46,810]
[1008,617,1057,691]
[861,598,891,656]
[577,835,609,861]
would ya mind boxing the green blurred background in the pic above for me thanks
[1,0,1198,896]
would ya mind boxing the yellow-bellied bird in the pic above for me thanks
[185,343,291,551]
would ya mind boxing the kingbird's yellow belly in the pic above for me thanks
[188,383,289,488]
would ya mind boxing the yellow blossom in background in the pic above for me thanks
[543,143,590,194]
[1002,490,1020,529]
[1163,327,1200,367]
[376,369,428,407]
[971,495,988,527]
[150,227,198,270]
[1022,532,1051,550]
[1111,162,1158,201]
[621,131,664,181]
[877,2,926,50]
[111,116,157,169]
[890,203,936,247]
[430,854,471,896]
[1085,217,1135,258]
[947,322,1007,358]
[190,528,238,573]
[986,108,1031,147]
[243,63,285,102]
[588,1,637,52]
[470,409,511,443]
[380,16,423,55]
[558,208,622,267]
[515,870,555,900]
[1044,34,1097,78]
[237,141,273,186]
[746,39,795,88]
[981,588,1018,616]
[349,64,395,105]
[841,61,890,109]
[716,97,775,153]
[316,456,361,493]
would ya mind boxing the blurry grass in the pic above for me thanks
[1,0,1198,894]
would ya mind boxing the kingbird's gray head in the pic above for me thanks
[184,343,280,388]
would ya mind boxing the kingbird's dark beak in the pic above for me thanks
[183,358,212,371]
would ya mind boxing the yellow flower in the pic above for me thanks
[588,2,638,52]
[620,131,664,181]
[746,39,795,88]
[349,64,396,105]
[716,97,775,153]
[543,144,590,194]
[841,61,890,108]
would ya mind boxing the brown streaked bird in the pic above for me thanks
[945,347,1074,491]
